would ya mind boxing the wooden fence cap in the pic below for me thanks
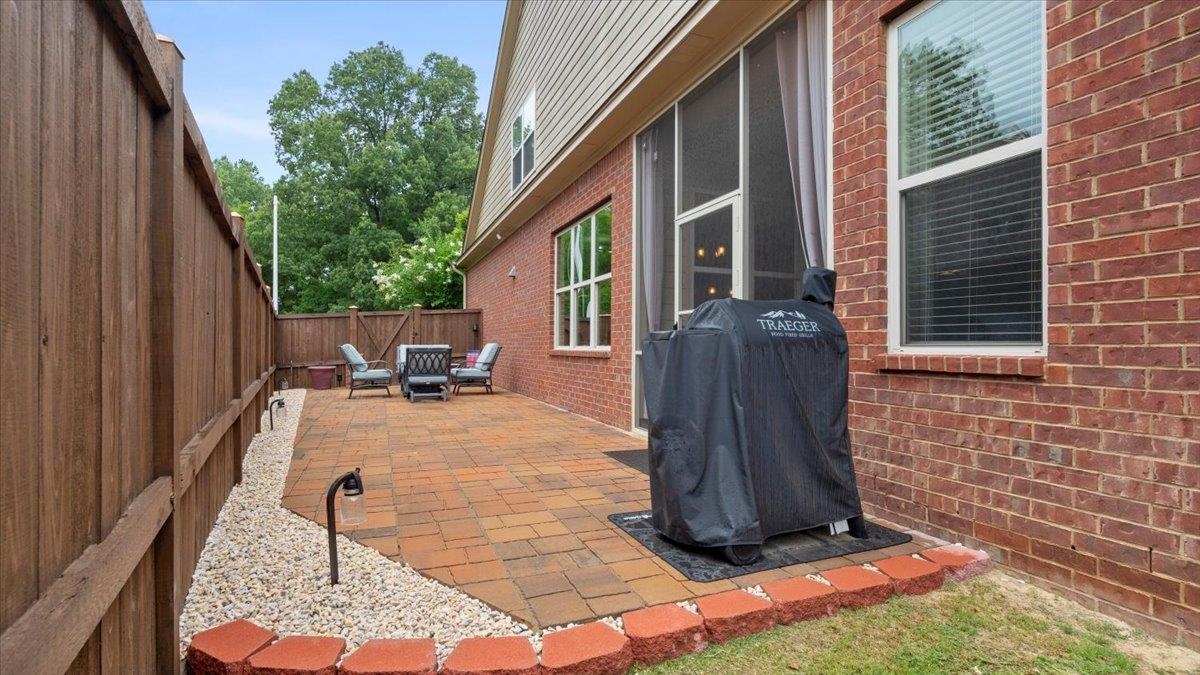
[155,34,184,59]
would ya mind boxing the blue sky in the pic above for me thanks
[144,0,505,183]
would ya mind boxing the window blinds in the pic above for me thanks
[903,152,1042,344]
[898,0,1042,178]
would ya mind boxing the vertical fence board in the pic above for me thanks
[0,0,42,635]
[149,33,183,675]
[94,6,126,669]
[40,0,100,594]
[99,0,123,548]
[0,2,276,671]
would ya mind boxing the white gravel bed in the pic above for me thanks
[179,388,531,661]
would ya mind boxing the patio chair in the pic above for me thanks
[338,343,393,398]
[451,343,502,394]
[396,344,450,387]
[401,345,452,402]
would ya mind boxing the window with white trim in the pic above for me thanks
[511,92,535,190]
[888,0,1045,351]
[555,204,612,348]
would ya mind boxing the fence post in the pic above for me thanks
[230,213,246,484]
[411,304,422,343]
[150,35,185,674]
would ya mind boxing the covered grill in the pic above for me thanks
[640,269,865,564]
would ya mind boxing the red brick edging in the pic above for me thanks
[186,545,991,674]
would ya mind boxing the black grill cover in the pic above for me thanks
[640,272,863,549]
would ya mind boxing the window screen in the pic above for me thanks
[898,0,1042,177]
[679,58,739,213]
[512,93,535,189]
[903,153,1042,343]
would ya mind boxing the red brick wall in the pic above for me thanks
[833,0,1198,647]
[465,141,635,430]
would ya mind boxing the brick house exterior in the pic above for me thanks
[831,0,1199,649]
[463,0,1198,647]
[466,143,636,429]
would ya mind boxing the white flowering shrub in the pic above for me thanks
[375,226,464,309]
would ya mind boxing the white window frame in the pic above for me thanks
[511,91,535,191]
[885,0,1048,356]
[554,204,613,349]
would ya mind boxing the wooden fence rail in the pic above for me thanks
[275,307,482,389]
[0,1,275,672]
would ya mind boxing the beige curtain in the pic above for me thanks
[776,0,829,268]
[638,127,664,331]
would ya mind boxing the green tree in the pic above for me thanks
[267,43,481,312]
[214,156,274,277]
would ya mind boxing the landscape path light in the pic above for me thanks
[325,468,366,585]
[269,397,286,430]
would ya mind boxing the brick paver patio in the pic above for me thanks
[283,388,935,628]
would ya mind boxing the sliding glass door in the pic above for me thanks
[633,3,829,430]
[676,198,740,326]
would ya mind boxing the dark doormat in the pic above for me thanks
[604,449,649,474]
[608,511,912,582]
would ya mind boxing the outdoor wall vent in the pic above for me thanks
[508,266,518,279]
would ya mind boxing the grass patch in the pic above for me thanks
[636,577,1143,674]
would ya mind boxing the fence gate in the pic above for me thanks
[274,307,482,388]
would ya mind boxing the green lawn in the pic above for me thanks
[635,575,1186,674]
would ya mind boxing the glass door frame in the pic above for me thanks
[671,48,749,326]
[673,194,743,327]
[631,4,835,431]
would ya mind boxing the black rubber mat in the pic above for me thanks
[604,449,649,474]
[608,511,912,582]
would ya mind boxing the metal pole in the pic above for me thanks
[272,194,279,312]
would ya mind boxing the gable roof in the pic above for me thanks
[459,0,797,270]
[461,0,523,254]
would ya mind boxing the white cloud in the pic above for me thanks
[194,108,273,141]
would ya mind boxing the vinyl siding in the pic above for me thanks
[477,0,696,234]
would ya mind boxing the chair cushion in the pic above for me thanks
[407,375,448,386]
[476,343,500,370]
[340,344,368,371]
[451,367,490,379]
[351,368,392,381]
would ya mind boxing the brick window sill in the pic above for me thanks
[549,348,612,359]
[874,353,1045,377]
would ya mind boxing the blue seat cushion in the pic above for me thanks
[352,368,392,381]
[407,375,448,386]
[339,344,368,371]
[451,367,490,379]
[476,343,499,369]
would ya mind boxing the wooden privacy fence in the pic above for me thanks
[275,307,482,388]
[1,1,275,672]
